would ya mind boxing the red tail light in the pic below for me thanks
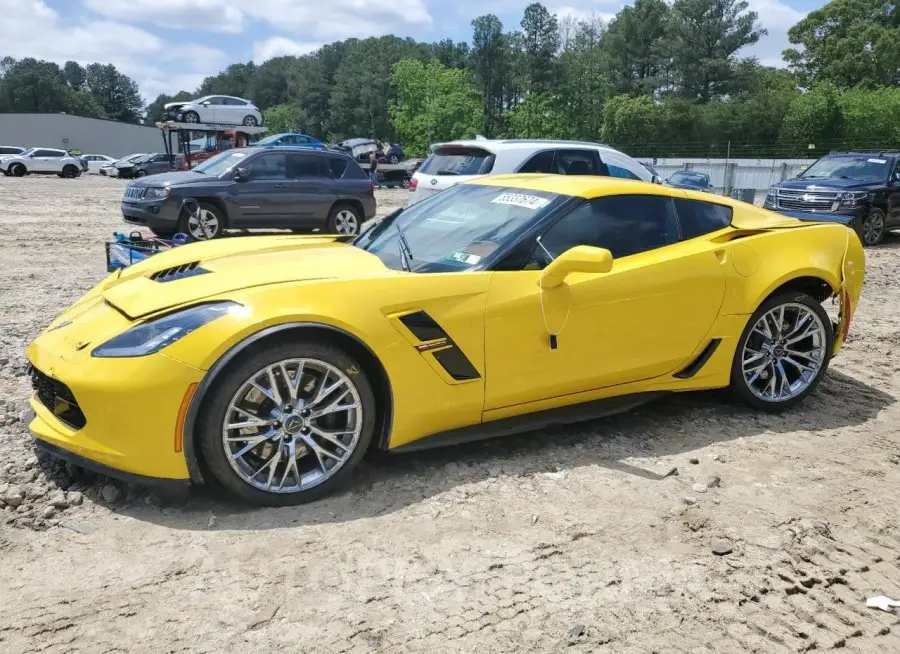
[409,176,418,191]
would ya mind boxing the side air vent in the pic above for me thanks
[398,310,481,381]
[149,262,209,283]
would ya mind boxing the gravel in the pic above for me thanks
[1,175,900,652]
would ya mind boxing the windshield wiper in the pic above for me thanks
[395,218,414,272]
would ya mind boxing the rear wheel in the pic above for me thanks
[179,201,224,240]
[389,154,400,164]
[730,292,833,412]
[861,208,886,246]
[61,165,80,178]
[9,163,26,177]
[326,204,361,235]
[197,340,376,505]
[242,115,259,127]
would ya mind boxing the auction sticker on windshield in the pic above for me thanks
[868,158,887,164]
[491,192,551,210]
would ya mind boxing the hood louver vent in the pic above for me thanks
[149,261,209,283]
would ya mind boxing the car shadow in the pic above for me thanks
[114,369,894,531]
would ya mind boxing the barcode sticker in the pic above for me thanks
[491,192,551,210]
[868,158,887,164]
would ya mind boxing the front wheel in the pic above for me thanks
[326,204,362,235]
[197,340,377,505]
[183,110,200,124]
[730,292,834,412]
[179,201,224,240]
[861,208,886,246]
[9,163,26,177]
[389,155,400,164]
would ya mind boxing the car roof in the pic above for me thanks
[432,139,620,154]
[236,146,346,157]
[469,173,739,203]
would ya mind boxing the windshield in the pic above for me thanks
[355,184,568,273]
[192,149,250,175]
[800,155,889,183]
[418,147,496,176]
[670,171,708,185]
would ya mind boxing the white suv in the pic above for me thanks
[409,139,653,205]
[0,148,86,178]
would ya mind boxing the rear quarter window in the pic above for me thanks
[674,198,733,240]
[339,158,368,180]
[419,147,496,176]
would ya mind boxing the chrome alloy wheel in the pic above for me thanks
[741,303,827,402]
[222,359,363,493]
[334,209,359,235]
[862,210,885,246]
[188,209,219,239]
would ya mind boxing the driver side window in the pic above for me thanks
[528,194,678,268]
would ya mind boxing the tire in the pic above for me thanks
[61,165,80,178]
[860,208,886,247]
[183,110,200,124]
[730,291,834,412]
[9,163,26,177]
[242,115,259,127]
[389,155,400,164]
[326,203,362,235]
[401,178,410,189]
[197,340,377,505]
[178,201,225,240]
[135,170,146,178]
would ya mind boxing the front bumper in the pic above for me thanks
[26,337,203,483]
[121,197,180,230]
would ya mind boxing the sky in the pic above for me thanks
[3,0,823,102]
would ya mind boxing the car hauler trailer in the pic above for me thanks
[156,120,267,170]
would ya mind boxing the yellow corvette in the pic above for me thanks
[26,175,865,505]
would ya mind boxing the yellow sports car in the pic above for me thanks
[26,175,865,505]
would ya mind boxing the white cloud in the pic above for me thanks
[83,0,245,33]
[2,0,224,101]
[242,0,432,40]
[252,37,325,63]
[741,0,807,67]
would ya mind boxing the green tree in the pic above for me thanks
[431,39,470,69]
[557,16,610,140]
[389,59,481,155]
[602,0,671,96]
[63,61,86,90]
[784,0,900,88]
[84,63,143,122]
[600,94,660,151]
[669,0,766,102]
[504,93,571,139]
[262,103,310,133]
[838,86,900,145]
[471,14,508,136]
[779,83,844,152]
[520,3,559,93]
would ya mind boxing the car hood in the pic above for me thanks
[163,101,192,110]
[129,170,207,186]
[99,236,395,319]
[776,177,881,192]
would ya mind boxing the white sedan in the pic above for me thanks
[82,154,116,174]
[100,153,146,177]
[162,95,262,127]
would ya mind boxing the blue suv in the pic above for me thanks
[255,133,327,150]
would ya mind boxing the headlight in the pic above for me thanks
[840,191,867,207]
[92,302,238,358]
[144,186,170,199]
[764,188,776,205]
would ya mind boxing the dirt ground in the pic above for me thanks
[1,175,899,653]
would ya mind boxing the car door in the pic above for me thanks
[483,193,727,412]
[149,154,170,175]
[203,97,225,123]
[281,153,333,228]
[888,158,900,227]
[31,149,62,172]
[228,152,292,227]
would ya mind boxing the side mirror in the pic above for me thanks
[539,245,613,288]
[201,101,210,106]
[233,167,249,182]
[893,172,900,183]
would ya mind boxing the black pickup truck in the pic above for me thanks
[764,152,900,246]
